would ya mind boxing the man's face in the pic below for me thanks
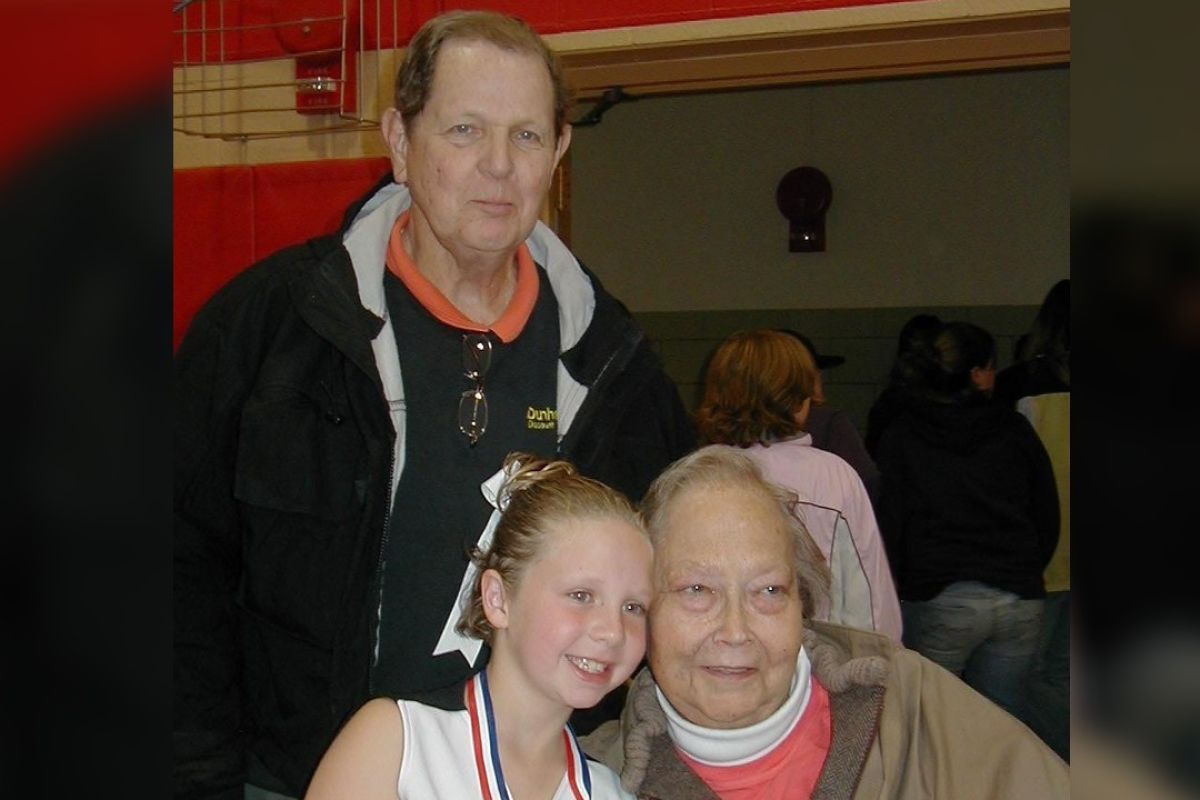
[384,39,570,264]
[648,484,805,729]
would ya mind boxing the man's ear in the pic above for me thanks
[552,123,572,169]
[380,107,409,184]
[480,569,510,630]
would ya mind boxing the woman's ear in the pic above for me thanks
[480,569,510,630]
[793,397,812,429]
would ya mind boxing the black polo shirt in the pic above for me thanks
[371,265,560,706]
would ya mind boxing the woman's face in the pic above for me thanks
[648,484,804,729]
[971,360,997,396]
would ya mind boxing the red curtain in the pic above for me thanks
[173,157,391,350]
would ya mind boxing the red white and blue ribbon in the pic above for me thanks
[563,725,592,799]
[466,670,592,800]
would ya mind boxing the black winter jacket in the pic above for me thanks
[173,180,695,799]
[875,396,1059,602]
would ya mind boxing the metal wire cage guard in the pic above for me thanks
[173,0,400,140]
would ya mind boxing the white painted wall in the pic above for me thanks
[569,67,1068,311]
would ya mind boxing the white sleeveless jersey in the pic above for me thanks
[397,671,631,800]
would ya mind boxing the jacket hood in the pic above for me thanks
[902,395,1013,455]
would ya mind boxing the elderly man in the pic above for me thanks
[583,445,1067,799]
[174,10,693,799]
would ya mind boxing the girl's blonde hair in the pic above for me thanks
[456,452,646,642]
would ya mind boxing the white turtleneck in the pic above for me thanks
[657,648,813,767]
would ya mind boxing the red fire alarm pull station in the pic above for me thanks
[272,0,358,115]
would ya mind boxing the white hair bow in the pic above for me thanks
[431,464,512,665]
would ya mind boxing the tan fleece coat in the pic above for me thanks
[581,621,1068,800]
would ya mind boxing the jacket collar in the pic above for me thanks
[340,179,598,355]
[303,177,608,496]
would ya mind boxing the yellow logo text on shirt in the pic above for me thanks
[526,406,557,431]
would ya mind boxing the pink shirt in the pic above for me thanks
[677,679,832,800]
[741,437,903,641]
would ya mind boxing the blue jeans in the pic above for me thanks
[902,580,1044,719]
[1019,590,1070,760]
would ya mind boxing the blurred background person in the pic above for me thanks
[876,321,1059,722]
[996,279,1070,760]
[779,329,881,506]
[1073,182,1200,796]
[695,329,901,640]
[865,313,943,457]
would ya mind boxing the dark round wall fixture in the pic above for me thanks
[776,167,832,252]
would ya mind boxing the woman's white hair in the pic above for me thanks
[640,444,831,619]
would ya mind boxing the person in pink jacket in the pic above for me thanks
[694,329,902,642]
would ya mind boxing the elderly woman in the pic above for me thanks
[582,446,1068,799]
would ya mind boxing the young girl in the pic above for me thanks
[304,453,652,800]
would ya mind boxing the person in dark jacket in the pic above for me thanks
[995,279,1070,760]
[173,11,694,800]
[876,321,1059,721]
[864,313,943,457]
